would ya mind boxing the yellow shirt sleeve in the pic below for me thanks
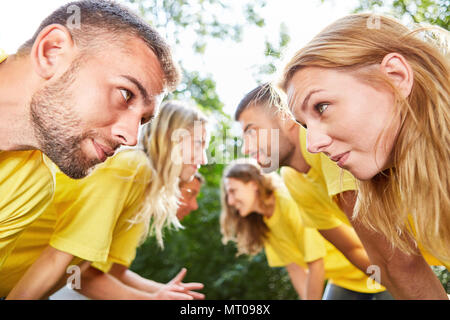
[49,149,151,263]
[91,209,147,273]
[0,151,55,269]
[264,189,326,268]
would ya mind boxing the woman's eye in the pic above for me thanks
[315,103,329,114]
[120,89,132,102]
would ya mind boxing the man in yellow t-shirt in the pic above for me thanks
[0,1,178,271]
[235,83,448,299]
[1,149,204,300]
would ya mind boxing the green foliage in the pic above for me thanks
[349,0,449,29]
[253,23,291,83]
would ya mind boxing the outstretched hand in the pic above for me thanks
[154,268,205,300]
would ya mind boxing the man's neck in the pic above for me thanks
[283,125,310,174]
[0,54,38,151]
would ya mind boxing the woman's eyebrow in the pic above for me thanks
[300,89,324,111]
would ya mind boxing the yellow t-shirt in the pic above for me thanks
[0,151,56,270]
[0,149,151,296]
[263,189,326,268]
[264,189,385,293]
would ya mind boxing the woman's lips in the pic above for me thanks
[330,151,350,168]
[337,151,350,168]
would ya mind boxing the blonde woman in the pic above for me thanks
[280,14,449,299]
[220,159,392,300]
[3,101,209,299]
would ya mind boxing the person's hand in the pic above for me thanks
[153,268,205,300]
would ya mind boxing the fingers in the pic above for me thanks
[187,290,205,300]
[168,284,185,292]
[169,268,187,284]
[164,291,194,300]
[181,282,204,291]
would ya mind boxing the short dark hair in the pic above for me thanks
[234,82,284,121]
[19,0,180,91]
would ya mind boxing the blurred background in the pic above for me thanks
[1,0,448,299]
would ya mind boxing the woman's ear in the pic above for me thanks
[30,24,76,80]
[380,52,414,98]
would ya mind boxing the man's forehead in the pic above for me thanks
[240,105,277,126]
[119,38,166,95]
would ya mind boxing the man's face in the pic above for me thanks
[238,105,295,172]
[176,178,202,221]
[31,37,165,179]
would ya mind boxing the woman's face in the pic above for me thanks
[179,125,208,183]
[224,178,258,217]
[286,66,401,180]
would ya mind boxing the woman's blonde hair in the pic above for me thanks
[280,14,450,261]
[220,159,281,256]
[131,100,208,247]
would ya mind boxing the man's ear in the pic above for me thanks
[30,24,76,79]
[380,52,414,98]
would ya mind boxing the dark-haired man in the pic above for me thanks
[0,0,180,271]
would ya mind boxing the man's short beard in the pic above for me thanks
[29,57,99,179]
[259,140,295,173]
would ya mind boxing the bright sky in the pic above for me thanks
[0,0,360,117]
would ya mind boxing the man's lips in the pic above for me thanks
[92,140,116,162]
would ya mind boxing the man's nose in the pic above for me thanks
[241,136,257,157]
[111,113,141,146]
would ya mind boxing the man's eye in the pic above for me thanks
[141,116,153,125]
[315,103,329,114]
[120,89,133,102]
